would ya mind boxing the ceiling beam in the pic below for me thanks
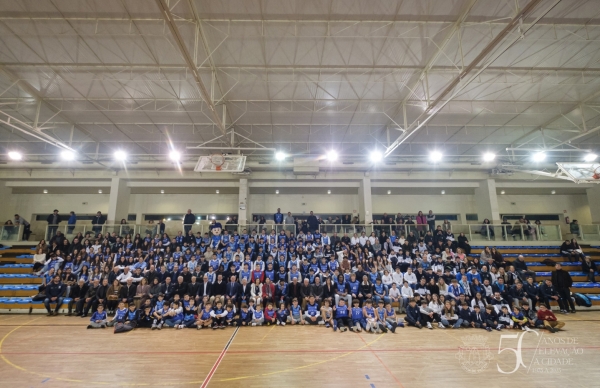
[154,0,227,137]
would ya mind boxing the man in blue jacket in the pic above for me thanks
[67,211,77,234]
[44,275,66,316]
[274,208,284,225]
[405,298,422,329]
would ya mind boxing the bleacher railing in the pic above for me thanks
[0,225,23,242]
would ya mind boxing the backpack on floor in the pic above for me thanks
[114,322,134,334]
[573,293,592,308]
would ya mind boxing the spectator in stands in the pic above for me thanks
[570,238,585,260]
[570,219,581,238]
[307,211,319,233]
[540,279,564,312]
[441,219,451,232]
[426,210,435,232]
[13,214,31,241]
[67,211,77,234]
[560,239,578,260]
[274,208,284,225]
[32,247,46,273]
[44,275,66,316]
[501,218,513,240]
[92,211,105,234]
[582,256,597,282]
[551,263,575,314]
[183,209,195,234]
[481,219,494,240]
[46,209,61,240]
[514,255,536,282]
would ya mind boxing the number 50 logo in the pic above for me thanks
[497,330,539,374]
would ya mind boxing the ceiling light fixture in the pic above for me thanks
[483,152,496,162]
[60,150,75,161]
[326,150,338,161]
[275,190,279,194]
[327,190,331,194]
[114,150,127,161]
[501,190,506,195]
[387,190,391,195]
[216,190,220,194]
[7,151,22,160]
[369,150,383,163]
[169,150,181,162]
[430,151,443,162]
[98,189,102,194]
[43,189,48,194]
[584,153,598,162]
[441,190,445,195]
[275,151,286,161]
[551,190,556,195]
[160,190,165,194]
[532,151,546,162]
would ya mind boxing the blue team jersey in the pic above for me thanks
[351,307,363,320]
[291,305,302,317]
[364,307,375,318]
[115,308,128,320]
[277,309,289,319]
[306,303,319,316]
[377,307,386,321]
[200,310,211,320]
[254,310,264,319]
[335,305,349,318]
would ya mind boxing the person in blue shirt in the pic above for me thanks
[333,298,350,332]
[196,302,213,330]
[252,304,265,326]
[237,303,253,326]
[224,304,236,326]
[276,301,289,325]
[107,301,128,327]
[87,304,107,329]
[350,299,366,332]
[67,211,77,234]
[290,298,304,325]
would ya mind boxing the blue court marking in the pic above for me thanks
[370,384,376,388]
[41,378,50,383]
[365,375,370,380]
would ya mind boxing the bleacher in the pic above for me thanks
[0,244,599,313]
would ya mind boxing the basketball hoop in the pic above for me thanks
[209,154,226,171]
[593,167,600,180]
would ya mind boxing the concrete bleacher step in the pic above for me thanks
[0,274,42,284]
[0,264,33,274]
[0,297,71,312]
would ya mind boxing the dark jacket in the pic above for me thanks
[522,282,539,299]
[183,213,196,226]
[70,283,89,299]
[287,282,302,299]
[46,213,62,225]
[540,283,558,298]
[322,283,337,299]
[173,281,188,298]
[311,283,324,299]
[514,259,528,272]
[161,283,176,298]
[119,284,136,300]
[188,281,201,298]
[92,215,106,226]
[226,282,241,298]
[459,307,472,322]
[45,282,66,298]
[212,280,227,296]
[551,269,573,289]
[582,260,597,274]
[471,310,487,324]
[96,284,109,301]
[405,305,420,322]
[300,283,312,299]
[198,282,213,298]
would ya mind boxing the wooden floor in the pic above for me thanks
[1,313,600,387]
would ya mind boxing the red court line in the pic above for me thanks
[200,327,239,388]
[2,345,599,356]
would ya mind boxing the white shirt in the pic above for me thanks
[404,272,417,285]
[116,271,143,284]
[389,287,401,299]
[381,274,393,286]
[351,237,360,246]
[392,272,403,285]
[401,286,414,298]
[359,236,368,246]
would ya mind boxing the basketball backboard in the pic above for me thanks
[556,163,600,184]
[194,154,247,173]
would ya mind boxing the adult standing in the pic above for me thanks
[67,211,77,234]
[274,208,284,225]
[426,210,436,232]
[551,263,576,314]
[183,209,195,235]
[14,214,31,241]
[307,211,319,234]
[284,212,295,234]
[92,211,105,235]
[46,209,61,240]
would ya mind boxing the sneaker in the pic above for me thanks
[416,323,423,329]
[357,326,363,332]
[158,323,162,330]
[318,321,325,325]
[497,324,504,329]
[381,326,388,333]
[276,321,280,325]
[251,323,257,327]
[426,322,433,330]
[325,323,330,328]
[197,325,202,330]
[438,322,445,329]
[524,326,532,332]
[375,328,382,334]
[267,322,271,326]
[65,312,72,316]
[571,310,576,314]
[390,324,396,333]
[176,325,182,330]
[220,325,225,329]
[333,325,337,332]
[496,327,502,331]
[52,311,58,316]
[398,322,405,328]
[212,325,218,330]
[521,326,526,331]
[281,322,286,326]
[151,324,157,330]
[46,312,53,317]
[101,324,106,329]
[545,325,556,333]
[87,325,92,329]
[486,327,492,332]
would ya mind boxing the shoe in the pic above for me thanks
[281,322,286,326]
[333,325,337,332]
[524,326,532,332]
[416,323,422,329]
[46,312,53,316]
[158,323,162,330]
[375,328,382,334]
[220,325,225,329]
[251,323,257,326]
[318,321,325,325]
[571,310,576,314]
[80,314,87,318]
[545,325,556,333]
[52,311,58,316]
[65,312,72,316]
[426,322,433,330]
[267,322,271,326]
[101,324,106,329]
[438,322,445,329]
[87,325,92,329]
[197,325,202,330]
[521,326,526,331]
[151,324,157,330]
[325,323,330,328]
[498,324,504,329]
[391,324,397,333]
[486,327,492,332]
[212,325,218,330]
[276,321,280,325]
[496,327,502,331]
[357,326,362,332]
[381,326,388,333]
[398,322,405,328]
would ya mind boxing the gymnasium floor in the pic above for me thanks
[0,313,599,388]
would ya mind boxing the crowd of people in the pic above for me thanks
[28,208,585,334]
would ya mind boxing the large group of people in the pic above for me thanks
[28,207,585,334]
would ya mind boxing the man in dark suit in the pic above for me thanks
[212,273,227,306]
[239,278,251,306]
[188,276,201,303]
[287,278,302,305]
[160,276,176,301]
[199,274,213,303]
[119,278,137,305]
[225,275,241,306]
[173,276,188,299]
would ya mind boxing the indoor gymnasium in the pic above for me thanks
[1,0,600,387]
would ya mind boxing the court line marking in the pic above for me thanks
[217,333,385,382]
[200,327,239,388]
[358,334,404,388]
